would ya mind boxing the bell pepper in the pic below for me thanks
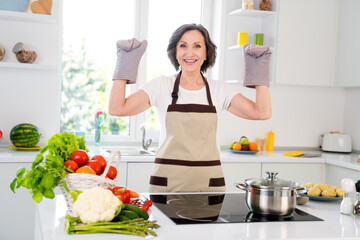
[114,189,131,204]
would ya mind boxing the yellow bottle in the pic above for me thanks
[267,130,274,151]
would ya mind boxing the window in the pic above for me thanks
[61,0,204,143]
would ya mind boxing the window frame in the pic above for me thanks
[83,0,212,145]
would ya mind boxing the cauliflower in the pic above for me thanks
[72,187,121,224]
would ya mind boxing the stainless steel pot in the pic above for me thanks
[235,171,306,216]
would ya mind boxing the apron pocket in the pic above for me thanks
[150,176,168,186]
[209,177,225,187]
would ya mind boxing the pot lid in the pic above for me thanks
[245,171,300,189]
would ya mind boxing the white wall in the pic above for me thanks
[218,85,345,149]
[344,88,360,151]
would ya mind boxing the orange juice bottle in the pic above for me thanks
[267,130,274,151]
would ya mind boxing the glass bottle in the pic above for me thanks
[341,178,355,215]
[354,180,360,215]
[259,0,271,11]
[242,0,254,10]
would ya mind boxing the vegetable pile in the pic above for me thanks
[65,187,159,237]
[10,131,88,203]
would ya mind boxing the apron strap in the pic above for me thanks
[171,71,214,106]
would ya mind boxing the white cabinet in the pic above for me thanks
[210,0,278,84]
[126,162,154,193]
[326,165,360,187]
[334,0,360,87]
[275,0,338,86]
[222,162,261,192]
[0,163,36,240]
[262,163,325,184]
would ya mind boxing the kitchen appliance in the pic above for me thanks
[150,192,322,225]
[235,171,306,216]
[321,133,352,153]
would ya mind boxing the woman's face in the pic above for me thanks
[176,30,207,73]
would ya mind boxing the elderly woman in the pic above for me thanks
[109,23,271,193]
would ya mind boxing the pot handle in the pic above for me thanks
[295,186,307,194]
[234,183,250,192]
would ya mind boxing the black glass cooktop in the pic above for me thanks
[150,193,323,225]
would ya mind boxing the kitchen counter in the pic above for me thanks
[1,145,359,171]
[35,193,360,240]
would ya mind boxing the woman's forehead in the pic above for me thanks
[179,30,205,43]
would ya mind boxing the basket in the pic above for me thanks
[59,151,122,212]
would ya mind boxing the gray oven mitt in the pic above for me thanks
[243,44,272,88]
[112,38,148,84]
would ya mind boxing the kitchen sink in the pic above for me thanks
[104,147,157,156]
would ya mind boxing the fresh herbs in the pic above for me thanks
[10,131,88,203]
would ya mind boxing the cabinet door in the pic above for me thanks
[127,163,154,193]
[0,163,36,240]
[275,0,337,86]
[326,165,360,187]
[334,0,360,87]
[222,163,262,192]
[262,163,325,184]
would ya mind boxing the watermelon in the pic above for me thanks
[10,123,40,148]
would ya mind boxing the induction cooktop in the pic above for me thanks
[150,193,323,225]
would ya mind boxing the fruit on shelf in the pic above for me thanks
[242,145,250,151]
[10,123,40,148]
[240,136,249,146]
[249,142,258,151]
[232,142,242,151]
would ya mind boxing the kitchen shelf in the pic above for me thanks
[0,10,55,23]
[228,9,276,18]
[228,45,275,51]
[0,62,53,70]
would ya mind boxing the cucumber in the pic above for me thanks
[124,204,149,220]
[113,215,131,222]
[119,210,140,220]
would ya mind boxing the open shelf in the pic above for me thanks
[0,10,55,23]
[228,9,276,18]
[0,62,53,70]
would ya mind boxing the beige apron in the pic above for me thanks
[149,71,226,193]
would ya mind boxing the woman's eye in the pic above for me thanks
[180,44,186,48]
[195,45,201,48]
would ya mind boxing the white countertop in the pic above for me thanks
[1,145,360,171]
[35,193,360,240]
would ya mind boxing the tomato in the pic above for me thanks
[0,130,3,139]
[71,150,89,167]
[106,166,117,180]
[86,160,101,175]
[91,155,107,172]
[64,160,79,173]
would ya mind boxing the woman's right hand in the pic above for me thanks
[112,38,148,84]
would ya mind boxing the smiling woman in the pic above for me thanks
[61,0,203,142]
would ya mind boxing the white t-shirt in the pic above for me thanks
[141,74,240,147]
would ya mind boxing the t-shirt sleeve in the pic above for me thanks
[220,82,241,110]
[140,76,165,107]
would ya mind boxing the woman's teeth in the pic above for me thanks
[184,59,197,63]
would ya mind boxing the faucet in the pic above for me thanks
[140,124,152,150]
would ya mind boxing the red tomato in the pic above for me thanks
[86,160,102,175]
[0,130,3,139]
[106,166,117,180]
[63,160,79,173]
[71,150,89,167]
[91,155,107,172]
